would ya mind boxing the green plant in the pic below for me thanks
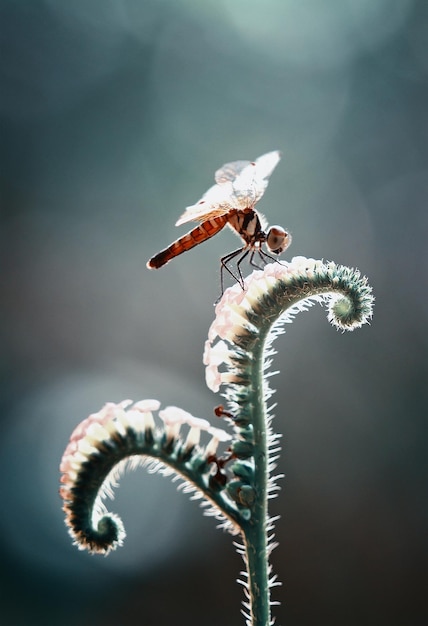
[60,256,373,625]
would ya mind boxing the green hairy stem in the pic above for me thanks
[60,258,374,626]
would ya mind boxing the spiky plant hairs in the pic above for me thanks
[203,257,374,626]
[60,257,374,626]
[60,402,244,555]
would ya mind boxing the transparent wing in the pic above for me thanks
[175,183,236,226]
[214,159,252,184]
[175,150,281,227]
[231,150,282,204]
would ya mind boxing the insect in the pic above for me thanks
[146,150,292,294]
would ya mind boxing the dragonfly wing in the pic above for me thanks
[175,183,235,226]
[175,151,281,226]
[232,150,282,205]
[214,159,252,185]
[253,150,282,181]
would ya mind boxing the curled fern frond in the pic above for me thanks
[59,400,244,554]
[202,257,374,626]
[60,257,374,626]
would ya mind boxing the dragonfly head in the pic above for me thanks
[266,226,292,255]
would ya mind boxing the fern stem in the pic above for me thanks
[241,332,271,626]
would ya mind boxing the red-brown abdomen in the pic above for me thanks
[147,215,229,269]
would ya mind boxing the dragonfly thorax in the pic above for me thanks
[229,208,264,245]
[229,210,291,256]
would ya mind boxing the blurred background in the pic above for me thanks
[1,1,427,625]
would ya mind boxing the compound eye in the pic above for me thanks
[266,226,292,254]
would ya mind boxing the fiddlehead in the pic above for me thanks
[60,257,374,626]
[60,400,242,555]
[203,257,374,625]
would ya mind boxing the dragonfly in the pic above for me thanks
[146,150,292,294]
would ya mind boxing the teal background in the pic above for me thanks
[1,2,426,625]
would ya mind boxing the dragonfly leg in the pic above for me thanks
[258,247,286,266]
[248,248,265,270]
[220,247,246,294]
[235,249,250,287]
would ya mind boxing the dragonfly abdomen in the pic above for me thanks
[147,215,229,269]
